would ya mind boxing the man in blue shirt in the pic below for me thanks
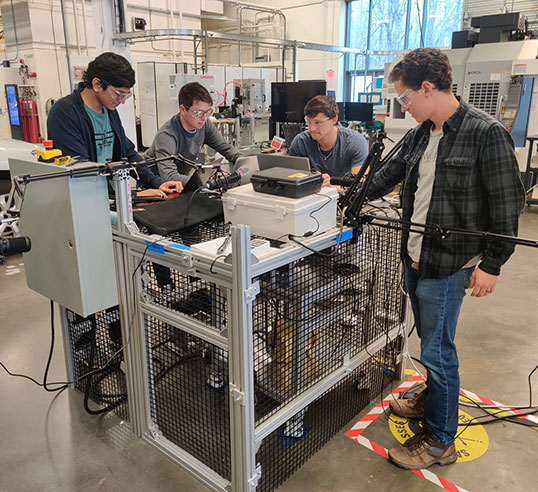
[48,52,182,198]
[288,95,369,186]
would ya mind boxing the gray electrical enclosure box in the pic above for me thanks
[8,159,118,316]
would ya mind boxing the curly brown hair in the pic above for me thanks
[304,95,339,119]
[389,48,452,91]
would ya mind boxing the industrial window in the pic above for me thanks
[345,0,464,100]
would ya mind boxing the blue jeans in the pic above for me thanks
[404,257,473,444]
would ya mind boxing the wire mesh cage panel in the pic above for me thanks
[165,220,230,246]
[252,225,404,424]
[140,222,230,330]
[65,307,129,421]
[256,338,401,492]
[142,258,229,331]
[143,314,231,481]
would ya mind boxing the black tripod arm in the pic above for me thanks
[362,214,538,249]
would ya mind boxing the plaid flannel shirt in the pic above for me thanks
[368,101,525,279]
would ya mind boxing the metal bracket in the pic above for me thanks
[243,281,260,304]
[125,222,139,235]
[226,197,236,210]
[248,464,262,491]
[149,422,163,439]
[179,253,194,269]
[275,206,286,219]
[343,353,353,373]
[229,384,245,405]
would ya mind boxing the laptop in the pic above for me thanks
[232,155,260,185]
[182,158,223,193]
[257,153,311,172]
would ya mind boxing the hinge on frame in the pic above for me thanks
[229,384,244,405]
[149,422,163,439]
[243,281,260,304]
[248,464,262,491]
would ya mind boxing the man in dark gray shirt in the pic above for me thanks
[145,82,243,185]
[288,95,368,187]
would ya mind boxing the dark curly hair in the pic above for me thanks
[389,48,452,91]
[304,95,338,119]
[82,52,135,89]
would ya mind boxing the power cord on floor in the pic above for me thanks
[391,354,538,436]
[0,238,166,401]
[83,316,127,415]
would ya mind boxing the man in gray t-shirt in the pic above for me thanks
[288,95,368,187]
[145,82,243,186]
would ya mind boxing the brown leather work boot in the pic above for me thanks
[389,390,426,418]
[388,431,457,470]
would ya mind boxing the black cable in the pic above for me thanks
[1,301,75,390]
[83,317,127,415]
[278,200,346,253]
[154,351,202,383]
[298,192,334,238]
[0,361,55,387]
[1,238,166,395]
[183,186,204,229]
[210,254,227,274]
[83,330,171,401]
[406,355,538,435]
[87,368,126,400]
[528,363,538,408]
[289,235,340,257]
[151,337,175,351]
[455,395,538,436]
[43,300,68,392]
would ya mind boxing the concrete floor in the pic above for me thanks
[1,208,538,492]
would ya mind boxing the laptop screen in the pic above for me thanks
[182,159,222,193]
[257,154,310,172]
[232,155,259,185]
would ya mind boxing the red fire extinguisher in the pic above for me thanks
[19,98,40,143]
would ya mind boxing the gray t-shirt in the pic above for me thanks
[288,125,369,176]
[145,114,244,184]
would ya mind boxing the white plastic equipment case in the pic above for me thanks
[221,183,338,240]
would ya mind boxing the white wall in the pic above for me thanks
[1,0,348,140]
[278,0,346,95]
[203,0,347,96]
[1,0,205,140]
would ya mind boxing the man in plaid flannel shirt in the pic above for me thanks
[366,48,525,470]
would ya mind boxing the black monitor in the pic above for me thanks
[271,80,327,122]
[345,102,374,122]
[4,84,23,140]
[337,102,345,122]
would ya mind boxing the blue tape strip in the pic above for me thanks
[144,241,191,255]
[145,241,165,254]
[168,243,191,251]
[335,229,353,243]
